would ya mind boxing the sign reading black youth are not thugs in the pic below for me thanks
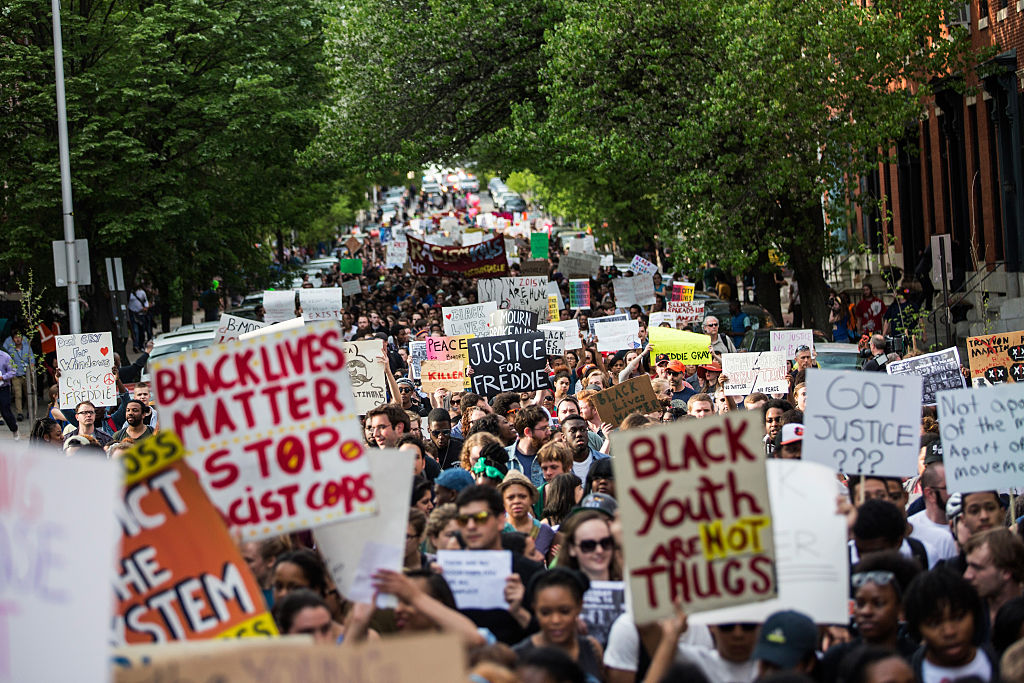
[468,333,547,397]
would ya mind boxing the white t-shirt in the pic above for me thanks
[678,644,758,683]
[604,612,713,673]
[920,649,992,683]
[848,537,940,569]
[572,454,594,480]
[908,510,959,561]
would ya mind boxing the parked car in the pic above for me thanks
[504,196,527,212]
[145,324,218,379]
[813,342,863,371]
[697,301,775,336]
[459,176,480,192]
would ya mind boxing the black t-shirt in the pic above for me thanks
[462,553,545,644]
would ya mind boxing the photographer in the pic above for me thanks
[861,334,890,372]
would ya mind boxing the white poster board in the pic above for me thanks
[612,276,656,308]
[435,550,512,610]
[386,240,408,267]
[341,279,362,297]
[721,352,788,396]
[769,329,814,360]
[215,314,266,344]
[55,331,117,409]
[630,255,659,275]
[262,290,296,324]
[341,340,388,415]
[442,302,498,337]
[299,288,344,322]
[667,300,706,325]
[539,320,582,350]
[593,319,641,352]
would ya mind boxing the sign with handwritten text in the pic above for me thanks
[215,314,267,344]
[55,331,116,409]
[442,302,497,337]
[722,352,788,396]
[341,340,387,415]
[966,330,1024,386]
[478,276,549,322]
[299,288,344,321]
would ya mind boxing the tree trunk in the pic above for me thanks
[789,204,833,339]
[753,249,784,326]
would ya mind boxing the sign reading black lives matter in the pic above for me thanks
[467,333,547,398]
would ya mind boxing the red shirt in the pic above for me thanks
[854,296,886,334]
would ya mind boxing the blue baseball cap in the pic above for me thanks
[436,468,474,492]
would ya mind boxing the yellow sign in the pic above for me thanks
[548,295,560,321]
[648,327,713,364]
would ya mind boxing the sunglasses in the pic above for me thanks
[851,570,896,589]
[399,387,413,393]
[717,623,758,632]
[795,344,811,352]
[576,536,614,553]
[430,429,451,437]
[456,510,494,526]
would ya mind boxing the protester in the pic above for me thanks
[555,509,620,582]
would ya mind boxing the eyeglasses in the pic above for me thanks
[76,410,95,416]
[717,623,758,632]
[851,570,896,589]
[399,387,413,393]
[704,322,719,327]
[456,510,494,526]
[576,536,614,553]
[430,429,451,437]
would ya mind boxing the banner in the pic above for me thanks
[215,314,266,344]
[407,234,509,278]
[427,335,474,389]
[530,232,549,259]
[477,276,549,321]
[467,333,548,397]
[936,383,1024,493]
[560,252,601,277]
[630,255,658,275]
[539,320,582,351]
[667,300,705,325]
[55,331,117,408]
[341,340,387,415]
[887,347,966,406]
[591,375,662,427]
[721,352,788,396]
[612,275,656,308]
[3,443,119,682]
[593,319,641,352]
[151,322,377,539]
[610,411,776,621]
[769,329,814,360]
[299,288,343,322]
[966,330,1024,385]
[569,279,591,310]
[442,302,497,337]
[420,360,467,394]
[648,327,713,364]
[489,309,539,336]
[671,282,694,302]
[803,369,922,477]
[262,290,296,324]
[385,240,408,268]
[408,340,428,380]
[114,432,277,644]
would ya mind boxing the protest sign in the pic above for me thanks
[721,352,788,396]
[569,279,591,309]
[591,375,662,427]
[548,295,560,321]
[379,226,392,243]
[567,234,596,253]
[462,232,485,247]
[341,340,387,415]
[427,335,474,389]
[317,448,414,606]
[262,290,296,324]
[467,333,547,397]
[630,255,659,275]
[239,317,304,340]
[55,331,117,408]
[339,258,363,274]
[442,301,497,337]
[936,383,1024,493]
[593,319,641,352]
[539,324,568,356]
[385,240,408,267]
[113,634,465,683]
[581,581,626,648]
[803,369,921,477]
[408,340,427,380]
[546,280,564,310]
[769,329,814,360]
[151,321,377,539]
[610,411,776,621]
[690,460,850,626]
[531,232,549,259]
[436,550,512,610]
[887,347,966,405]
[345,236,362,254]
[489,309,539,335]
[299,288,343,321]
[520,259,549,276]
[215,314,266,344]
[560,252,601,277]
[407,234,509,278]
[667,300,706,325]
[966,330,1024,385]
[2,443,119,682]
[650,312,678,328]
[671,282,695,301]
[420,360,467,394]
[648,326,713,364]
[478,276,549,322]
[588,313,628,337]
[114,432,277,644]
[539,320,582,351]
[340,279,362,297]
[612,275,656,308]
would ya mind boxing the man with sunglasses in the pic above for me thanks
[703,316,735,357]
[395,377,430,417]
[427,408,463,470]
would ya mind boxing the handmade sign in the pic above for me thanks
[769,329,814,360]
[262,290,296,324]
[721,352,788,396]
[567,234,596,253]
[936,383,1024,493]
[489,309,539,336]
[2,443,119,682]
[427,335,474,389]
[420,360,467,394]
[341,340,387,415]
[239,317,304,340]
[569,279,591,310]
[593,319,641,352]
[539,320,582,351]
[55,331,117,408]
[581,582,626,648]
[588,313,628,337]
[215,314,266,344]
[345,236,362,254]
[340,258,363,274]
[548,295,560,321]
[539,324,569,356]
[630,255,659,275]
[407,234,509,278]
[887,347,966,405]
[667,300,706,325]
[436,550,512,610]
[114,432,277,644]
[520,259,549,276]
[965,330,1024,385]
[442,301,497,337]
[648,327,713,364]
[591,375,662,427]
[560,252,602,277]
[649,312,678,328]
[610,411,776,621]
[612,275,656,308]
[385,240,408,268]
[803,369,922,477]
[151,321,377,539]
[299,288,343,322]
[546,280,564,310]
[340,279,362,297]
[671,282,694,302]
[478,276,549,321]
[530,232,549,259]
[408,340,427,380]
[467,333,547,397]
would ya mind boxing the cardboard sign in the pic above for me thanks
[489,309,539,335]
[630,255,659,275]
[407,234,509,278]
[769,329,814,360]
[610,411,776,621]
[690,460,850,626]
[340,279,362,297]
[467,333,548,397]
[936,383,1024,493]
[671,282,695,302]
[648,327,713,365]
[442,302,497,337]
[427,335,474,389]
[262,290,296,324]
[612,275,656,308]
[477,276,549,322]
[593,319,641,352]
[966,330,1024,386]
[561,252,601,277]
[591,375,662,427]
[721,352,788,396]
[569,279,591,310]
[539,320,582,351]
[2,443,119,682]
[581,581,626,648]
[151,322,377,539]
[436,550,512,610]
[520,259,549,276]
[299,288,343,321]
[420,360,467,394]
[667,300,706,325]
[114,432,277,644]
[341,340,387,415]
[345,236,362,255]
[803,369,922,477]
[530,232,549,259]
[55,331,117,408]
[887,347,966,405]
[215,314,266,344]
[408,340,427,380]
[339,258,363,274]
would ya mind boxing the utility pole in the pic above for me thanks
[52,0,81,333]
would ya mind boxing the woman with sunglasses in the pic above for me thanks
[555,509,621,582]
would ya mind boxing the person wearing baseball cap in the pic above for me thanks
[753,610,819,678]
[774,423,803,459]
[666,360,697,404]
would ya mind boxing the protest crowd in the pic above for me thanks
[5,187,1024,683]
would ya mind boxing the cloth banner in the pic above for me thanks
[408,234,509,278]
